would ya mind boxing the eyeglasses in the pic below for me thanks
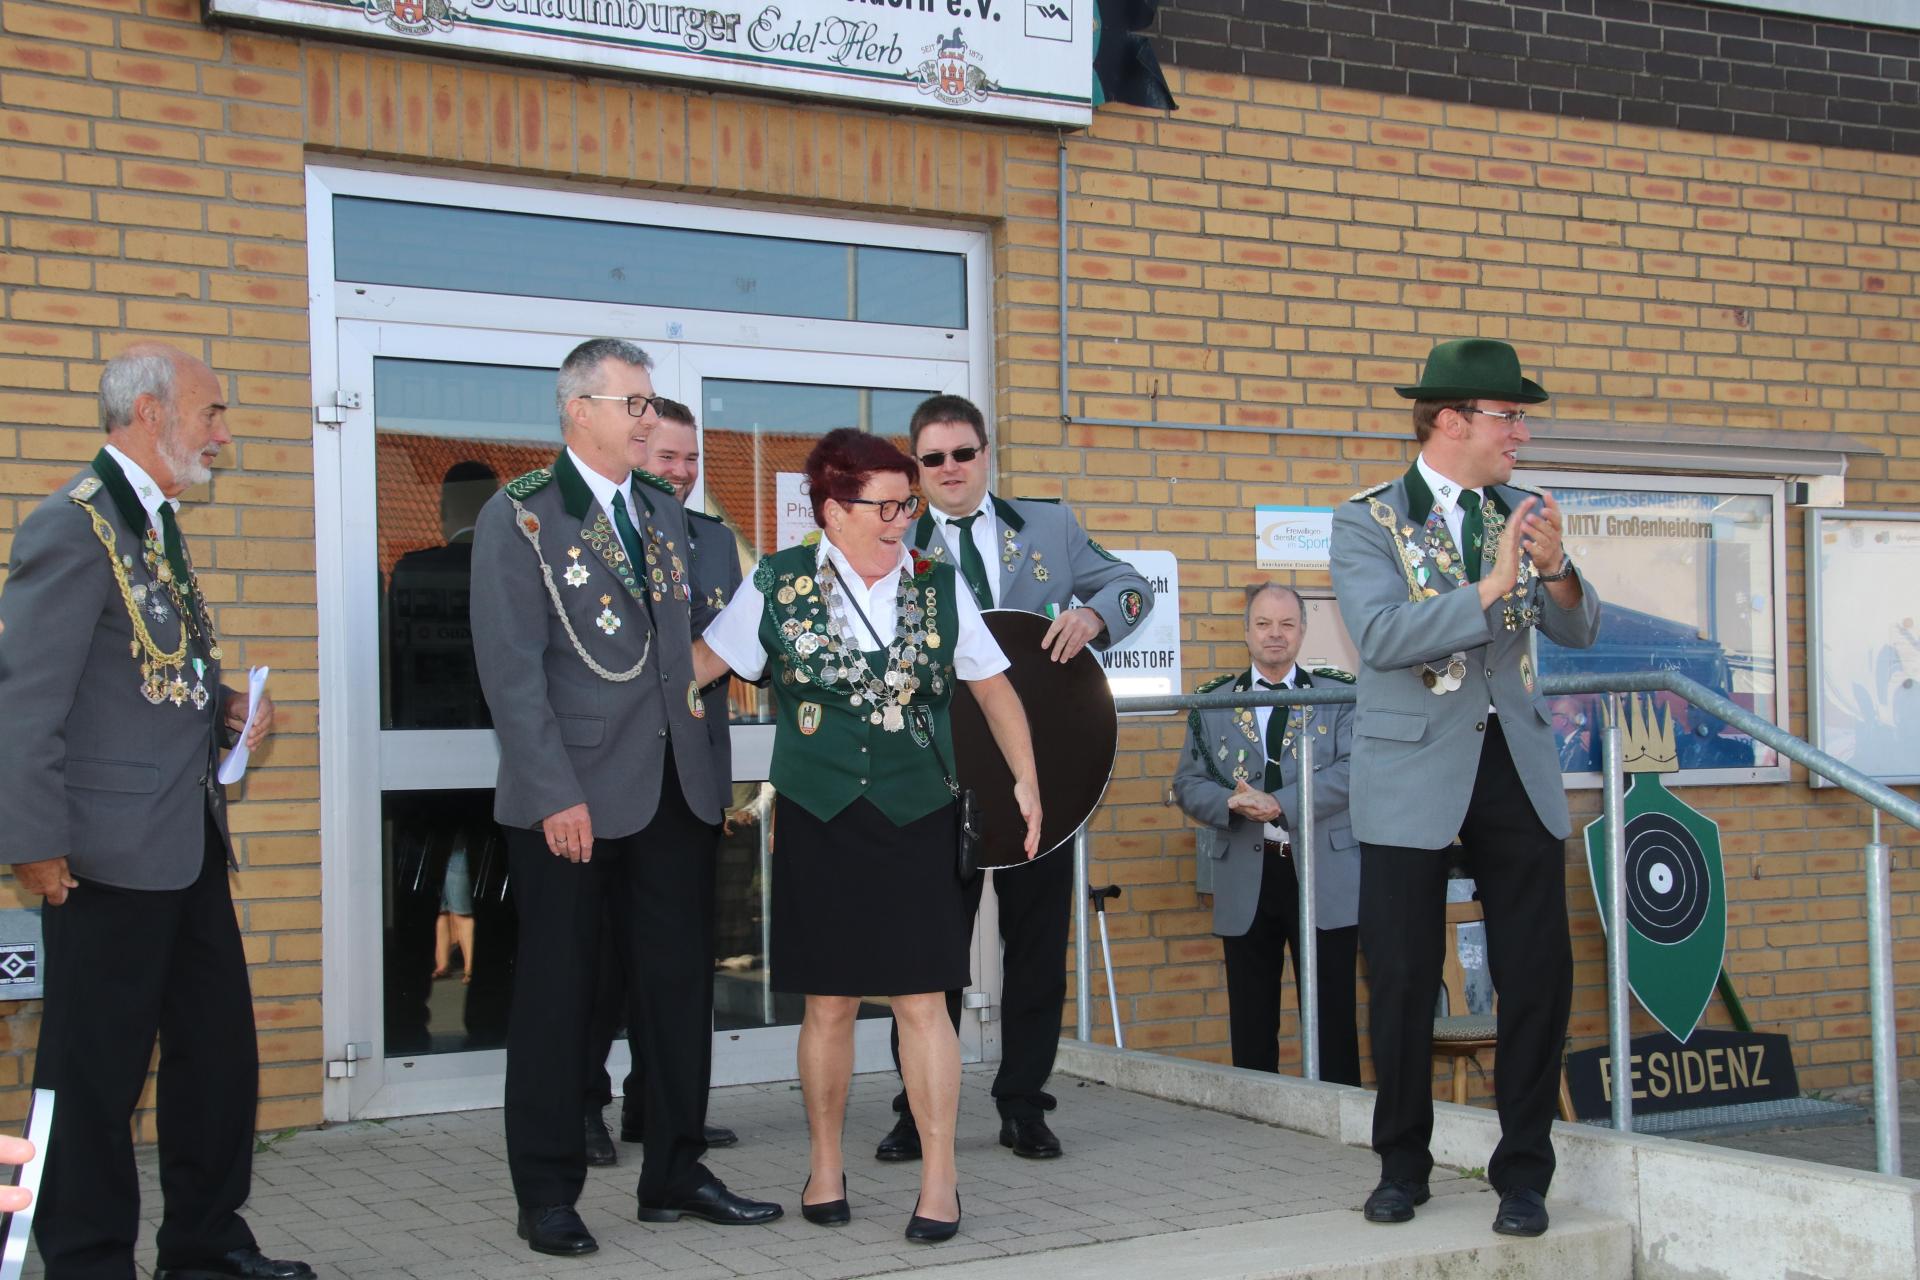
[916,446,982,468]
[1461,407,1528,424]
[577,393,667,419]
[841,495,923,521]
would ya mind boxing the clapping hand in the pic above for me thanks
[1226,780,1281,824]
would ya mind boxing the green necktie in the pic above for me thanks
[155,502,198,615]
[610,490,653,617]
[948,513,995,611]
[1258,678,1289,792]
[1460,491,1485,584]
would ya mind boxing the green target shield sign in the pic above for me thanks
[1583,770,1728,1043]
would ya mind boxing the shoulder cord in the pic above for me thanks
[1366,497,1426,603]
[509,497,652,682]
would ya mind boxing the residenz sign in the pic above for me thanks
[207,0,1094,126]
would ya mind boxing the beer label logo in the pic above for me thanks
[362,0,456,36]
[911,29,1000,107]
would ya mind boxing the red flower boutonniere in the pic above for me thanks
[909,549,934,583]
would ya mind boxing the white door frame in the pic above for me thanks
[309,165,995,1120]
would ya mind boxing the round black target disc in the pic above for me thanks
[1621,811,1710,945]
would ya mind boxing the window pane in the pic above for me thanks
[376,358,559,730]
[1539,487,1779,775]
[334,197,965,328]
[856,246,966,327]
[383,789,515,1056]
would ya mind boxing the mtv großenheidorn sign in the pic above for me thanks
[208,0,1095,127]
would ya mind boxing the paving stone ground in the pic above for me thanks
[58,1067,1416,1280]
[1693,1081,1920,1179]
[30,1069,1917,1278]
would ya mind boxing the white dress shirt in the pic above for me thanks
[104,443,177,531]
[929,498,1001,607]
[1251,663,1297,842]
[703,536,1010,683]
[566,445,639,530]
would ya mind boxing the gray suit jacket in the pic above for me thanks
[1329,465,1603,849]
[912,494,1152,648]
[0,462,232,889]
[1173,669,1360,935]
[687,508,743,784]
[469,451,723,838]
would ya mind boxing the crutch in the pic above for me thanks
[1089,884,1124,1049]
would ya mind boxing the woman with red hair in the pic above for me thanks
[696,428,1040,1243]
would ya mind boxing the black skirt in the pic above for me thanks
[770,793,971,997]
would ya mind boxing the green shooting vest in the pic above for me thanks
[755,543,960,826]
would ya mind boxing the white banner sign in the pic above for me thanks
[208,0,1094,127]
[1256,505,1334,570]
[1083,548,1178,711]
[774,471,814,550]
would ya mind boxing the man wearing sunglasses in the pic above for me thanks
[1329,338,1601,1240]
[873,394,1153,1162]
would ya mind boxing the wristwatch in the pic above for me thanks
[1539,556,1577,583]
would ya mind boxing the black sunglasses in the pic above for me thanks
[916,446,982,468]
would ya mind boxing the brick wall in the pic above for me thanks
[0,0,1914,1130]
[1153,0,1920,156]
[0,1,1010,1131]
[1000,68,1920,1092]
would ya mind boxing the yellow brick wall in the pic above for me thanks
[0,1,1913,1132]
[1009,69,1920,1095]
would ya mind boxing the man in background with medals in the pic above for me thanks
[1173,583,1362,1084]
[876,394,1153,1162]
[0,342,300,1280]
[583,396,742,1164]
[1330,339,1601,1239]
[471,339,779,1258]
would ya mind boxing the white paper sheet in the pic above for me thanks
[216,666,270,785]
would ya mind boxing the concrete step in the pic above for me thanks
[905,1190,1632,1280]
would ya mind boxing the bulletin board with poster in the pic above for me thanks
[1805,510,1920,786]
[1519,472,1790,786]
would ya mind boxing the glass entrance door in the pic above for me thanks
[325,322,981,1116]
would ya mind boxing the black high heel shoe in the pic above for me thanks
[904,1191,961,1244]
[800,1174,850,1226]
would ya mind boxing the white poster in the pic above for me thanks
[774,471,813,551]
[1084,549,1179,710]
[208,0,1094,127]
[1808,511,1920,784]
[1256,505,1334,570]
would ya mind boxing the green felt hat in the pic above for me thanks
[1394,338,1549,404]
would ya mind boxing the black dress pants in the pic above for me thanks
[1358,717,1572,1196]
[584,907,641,1118]
[891,839,1074,1123]
[34,818,259,1280]
[1220,845,1362,1085]
[504,764,718,1208]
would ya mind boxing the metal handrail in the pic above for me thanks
[1067,669,1914,1176]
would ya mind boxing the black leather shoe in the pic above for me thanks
[155,1250,316,1280]
[875,1112,922,1162]
[516,1205,598,1257]
[1492,1187,1550,1237]
[637,1177,783,1225]
[799,1173,850,1226]
[998,1115,1063,1159]
[904,1191,961,1244]
[585,1111,618,1167]
[1362,1178,1431,1224]
[620,1113,739,1148]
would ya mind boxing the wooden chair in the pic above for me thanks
[1433,897,1576,1121]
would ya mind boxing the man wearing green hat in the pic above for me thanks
[1330,338,1602,1239]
